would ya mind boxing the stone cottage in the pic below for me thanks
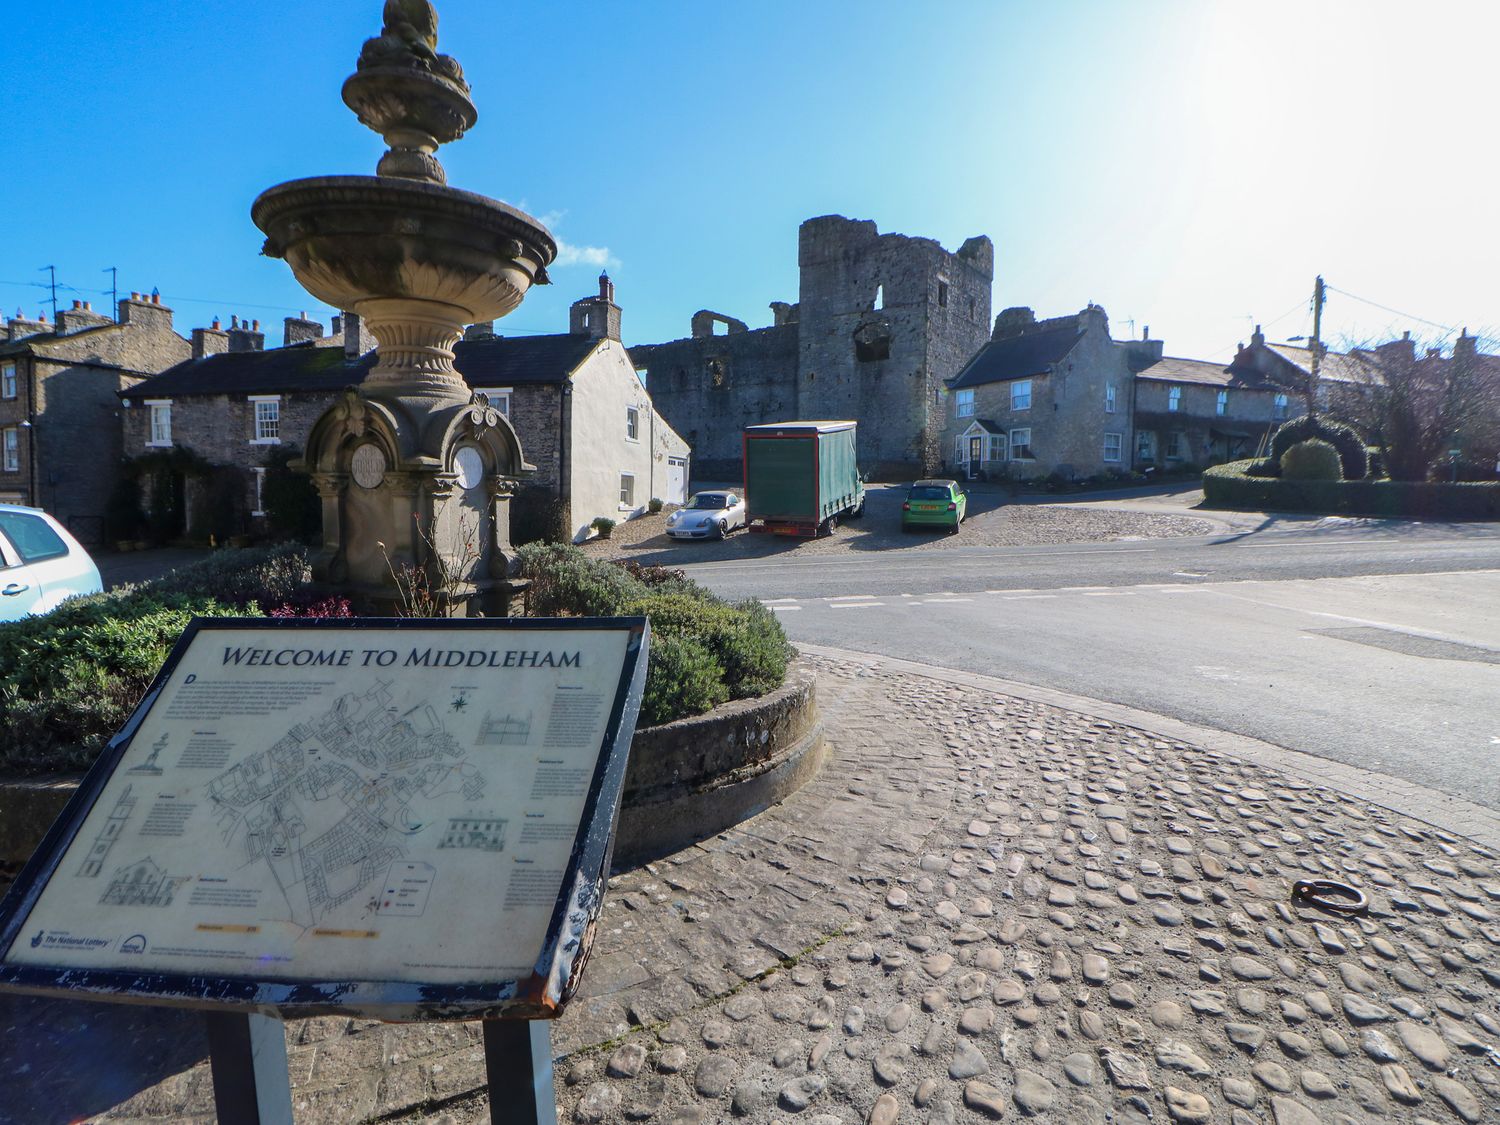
[944,306,1295,480]
[121,276,689,543]
[0,294,190,542]
[632,215,994,479]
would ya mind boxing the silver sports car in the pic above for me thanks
[665,491,747,539]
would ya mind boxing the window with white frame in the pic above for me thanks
[986,433,1006,461]
[147,400,172,446]
[1009,428,1033,460]
[1011,379,1032,411]
[619,472,635,507]
[250,396,280,443]
[1103,433,1122,462]
[2,428,17,472]
[1105,382,1116,413]
[476,387,512,415]
[1273,392,1289,419]
[1137,430,1156,462]
[626,405,640,442]
[1166,432,1186,461]
[1216,389,1228,415]
[1168,385,1182,412]
[1,362,15,400]
[953,434,965,463]
[251,467,266,516]
[955,388,975,417]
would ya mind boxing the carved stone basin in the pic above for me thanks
[252,175,554,397]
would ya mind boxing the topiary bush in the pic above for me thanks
[1280,439,1343,482]
[1270,415,1369,480]
[637,634,729,727]
[1203,459,1500,518]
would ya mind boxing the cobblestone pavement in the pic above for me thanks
[579,486,1212,568]
[88,655,1500,1123]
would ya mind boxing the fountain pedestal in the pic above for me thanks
[251,2,555,614]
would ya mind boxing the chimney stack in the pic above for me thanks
[340,310,373,358]
[1454,330,1478,360]
[56,300,113,334]
[226,317,265,353]
[192,321,231,359]
[569,275,622,341]
[116,292,175,333]
[283,311,324,346]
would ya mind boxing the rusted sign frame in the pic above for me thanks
[0,615,649,1021]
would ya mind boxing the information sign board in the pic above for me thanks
[0,617,648,1020]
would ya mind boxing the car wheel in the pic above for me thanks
[715,519,729,539]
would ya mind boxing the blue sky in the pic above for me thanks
[4,1,1496,359]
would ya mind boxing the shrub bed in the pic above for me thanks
[1203,460,1500,519]
[0,546,313,777]
[516,543,793,727]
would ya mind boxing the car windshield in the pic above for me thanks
[908,486,950,501]
[685,494,728,510]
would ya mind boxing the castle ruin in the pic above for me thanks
[631,215,993,479]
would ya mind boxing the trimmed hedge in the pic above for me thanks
[516,543,793,727]
[1270,415,1369,480]
[0,547,313,777]
[1203,460,1500,519]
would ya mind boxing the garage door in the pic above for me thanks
[664,457,687,504]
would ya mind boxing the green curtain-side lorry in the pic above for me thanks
[743,421,865,536]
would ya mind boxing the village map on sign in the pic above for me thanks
[5,625,631,985]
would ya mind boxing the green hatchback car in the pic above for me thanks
[901,479,968,533]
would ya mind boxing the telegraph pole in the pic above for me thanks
[103,266,119,320]
[1307,275,1325,417]
[39,265,58,323]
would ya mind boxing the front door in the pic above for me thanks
[968,436,982,480]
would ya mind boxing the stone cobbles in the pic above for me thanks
[82,658,1500,1121]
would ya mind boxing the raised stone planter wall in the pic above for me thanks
[0,658,825,874]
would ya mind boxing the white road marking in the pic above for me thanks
[769,605,802,612]
[1083,591,1135,597]
[830,601,886,609]
[1004,594,1058,600]
[1173,571,1206,578]
[827,595,878,602]
[921,598,974,604]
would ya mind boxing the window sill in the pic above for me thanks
[146,440,173,448]
[250,438,281,446]
[624,437,640,444]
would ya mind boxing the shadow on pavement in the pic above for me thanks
[0,992,207,1123]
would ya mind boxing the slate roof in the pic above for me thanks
[947,324,1081,390]
[125,333,602,398]
[1134,356,1273,389]
[1262,344,1381,385]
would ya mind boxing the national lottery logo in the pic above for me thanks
[120,934,148,954]
[30,930,43,948]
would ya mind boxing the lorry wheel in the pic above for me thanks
[825,515,839,535]
[849,500,865,519]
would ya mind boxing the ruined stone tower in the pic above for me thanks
[631,215,994,478]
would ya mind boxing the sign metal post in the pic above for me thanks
[203,1010,295,1125]
[484,1018,557,1125]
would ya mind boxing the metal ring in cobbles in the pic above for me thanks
[1291,878,1369,916]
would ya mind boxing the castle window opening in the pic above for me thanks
[874,284,884,311]
[708,358,727,388]
[937,281,949,308]
[955,389,975,418]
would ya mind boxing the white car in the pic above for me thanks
[665,491,748,540]
[0,504,103,622]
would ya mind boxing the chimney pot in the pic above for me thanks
[72,300,81,309]
[212,318,220,329]
[83,301,91,311]
[130,292,140,301]
[251,319,259,331]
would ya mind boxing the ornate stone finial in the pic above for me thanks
[342,0,477,185]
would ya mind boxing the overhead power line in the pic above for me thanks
[1324,285,1460,336]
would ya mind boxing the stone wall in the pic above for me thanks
[1134,381,1283,467]
[634,215,994,482]
[631,324,799,480]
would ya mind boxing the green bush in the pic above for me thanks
[515,543,792,724]
[1270,415,1369,480]
[591,516,617,537]
[1203,459,1500,519]
[637,634,729,727]
[0,547,310,776]
[1280,439,1343,481]
[1245,457,1280,478]
[261,444,321,543]
[648,497,664,514]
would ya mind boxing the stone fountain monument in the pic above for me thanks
[252,0,555,614]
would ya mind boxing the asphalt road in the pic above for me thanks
[676,520,1500,811]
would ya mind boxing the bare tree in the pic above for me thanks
[1331,334,1500,482]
